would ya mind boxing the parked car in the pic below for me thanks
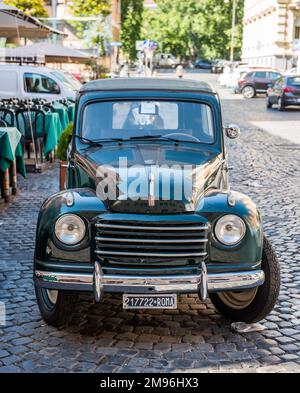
[0,64,81,100]
[34,78,280,326]
[211,59,226,73]
[193,59,212,70]
[153,53,179,68]
[237,69,282,98]
[266,75,300,110]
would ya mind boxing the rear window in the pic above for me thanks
[287,77,300,87]
[81,100,215,144]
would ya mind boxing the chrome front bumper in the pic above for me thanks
[35,262,265,303]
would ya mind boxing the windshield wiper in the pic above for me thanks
[129,135,181,144]
[75,135,103,147]
[75,135,126,146]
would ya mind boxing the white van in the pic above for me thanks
[0,65,81,100]
[154,53,179,68]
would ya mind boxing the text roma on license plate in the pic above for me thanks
[123,294,177,309]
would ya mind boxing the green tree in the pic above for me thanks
[70,0,111,51]
[197,0,244,60]
[71,0,111,17]
[143,0,200,60]
[4,0,48,18]
[121,0,144,62]
[143,0,244,61]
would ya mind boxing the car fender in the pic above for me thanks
[34,188,106,262]
[197,190,263,269]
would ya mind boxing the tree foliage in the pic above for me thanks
[4,0,48,18]
[121,0,144,61]
[143,0,244,61]
[71,0,111,17]
[70,0,111,51]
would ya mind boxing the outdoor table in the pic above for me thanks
[44,112,64,156]
[0,127,26,201]
[53,103,70,130]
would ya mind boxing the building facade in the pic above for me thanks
[242,0,300,71]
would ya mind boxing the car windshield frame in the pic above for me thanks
[78,98,217,146]
[51,70,82,91]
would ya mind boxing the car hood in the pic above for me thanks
[76,143,223,213]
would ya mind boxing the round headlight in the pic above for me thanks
[215,214,246,245]
[55,214,86,245]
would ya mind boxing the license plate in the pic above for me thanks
[123,294,177,309]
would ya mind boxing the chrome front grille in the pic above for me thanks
[94,220,208,261]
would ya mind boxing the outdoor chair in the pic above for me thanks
[0,107,15,127]
[15,108,46,163]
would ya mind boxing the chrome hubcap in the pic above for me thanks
[46,289,58,305]
[244,87,254,98]
[218,287,258,310]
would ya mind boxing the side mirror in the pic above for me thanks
[224,124,240,139]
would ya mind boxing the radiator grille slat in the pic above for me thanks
[95,220,208,261]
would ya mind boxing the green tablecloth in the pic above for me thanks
[53,104,70,130]
[44,112,63,156]
[18,112,63,156]
[0,127,26,177]
[68,104,75,123]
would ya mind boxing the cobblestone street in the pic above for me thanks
[0,73,300,373]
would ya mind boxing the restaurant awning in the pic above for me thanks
[2,43,93,63]
[0,2,66,39]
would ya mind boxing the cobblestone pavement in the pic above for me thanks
[1,77,300,372]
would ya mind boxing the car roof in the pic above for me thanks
[0,64,53,73]
[80,77,216,94]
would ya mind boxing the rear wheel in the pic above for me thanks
[35,285,78,327]
[242,85,256,99]
[209,235,280,323]
[278,97,285,111]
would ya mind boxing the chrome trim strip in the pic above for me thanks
[94,250,207,257]
[95,223,208,231]
[95,237,208,243]
[35,269,265,293]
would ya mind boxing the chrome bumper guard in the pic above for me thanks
[35,262,265,303]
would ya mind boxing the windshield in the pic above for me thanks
[51,70,82,91]
[81,100,215,144]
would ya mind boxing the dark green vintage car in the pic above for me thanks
[34,78,280,326]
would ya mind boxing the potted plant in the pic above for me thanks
[56,122,73,190]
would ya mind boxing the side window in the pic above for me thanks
[270,72,281,81]
[24,73,60,94]
[254,71,267,79]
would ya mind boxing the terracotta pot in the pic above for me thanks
[59,161,68,191]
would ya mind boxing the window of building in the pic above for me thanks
[295,26,300,39]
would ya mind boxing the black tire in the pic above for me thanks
[266,97,272,109]
[35,285,78,327]
[278,97,285,111]
[242,85,256,99]
[209,235,280,323]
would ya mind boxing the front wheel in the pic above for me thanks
[266,97,272,109]
[242,85,256,99]
[35,285,78,327]
[209,235,280,323]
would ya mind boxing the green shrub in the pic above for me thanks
[56,122,73,161]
